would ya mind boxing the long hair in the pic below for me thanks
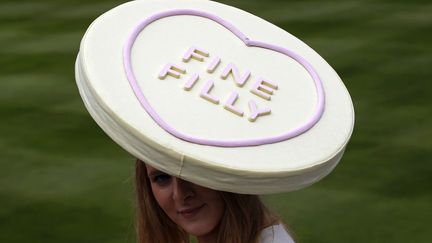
[135,159,280,243]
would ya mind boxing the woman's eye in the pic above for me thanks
[152,174,171,185]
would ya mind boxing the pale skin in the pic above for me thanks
[146,165,226,243]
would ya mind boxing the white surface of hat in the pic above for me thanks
[75,0,354,194]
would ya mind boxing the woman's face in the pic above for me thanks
[146,165,225,239]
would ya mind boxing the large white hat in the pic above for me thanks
[75,0,354,194]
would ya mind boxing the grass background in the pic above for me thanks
[0,0,431,242]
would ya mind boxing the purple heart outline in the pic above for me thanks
[123,9,325,147]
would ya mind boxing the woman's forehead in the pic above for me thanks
[145,164,172,176]
[145,164,157,174]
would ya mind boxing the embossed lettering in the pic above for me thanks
[223,92,243,117]
[220,63,251,87]
[183,73,200,91]
[248,100,271,122]
[183,46,209,62]
[158,63,186,79]
[200,80,219,104]
[250,77,278,100]
[207,56,221,73]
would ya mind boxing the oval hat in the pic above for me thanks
[75,0,354,194]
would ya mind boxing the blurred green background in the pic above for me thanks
[1,0,431,242]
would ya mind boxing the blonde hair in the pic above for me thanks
[135,159,280,243]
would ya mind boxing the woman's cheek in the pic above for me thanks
[151,185,173,209]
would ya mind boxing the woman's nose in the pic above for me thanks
[172,178,195,201]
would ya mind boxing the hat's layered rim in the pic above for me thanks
[76,53,347,194]
[74,0,355,194]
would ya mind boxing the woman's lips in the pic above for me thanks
[178,204,205,218]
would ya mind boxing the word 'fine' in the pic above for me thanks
[158,46,278,122]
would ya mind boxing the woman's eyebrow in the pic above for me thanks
[147,170,164,177]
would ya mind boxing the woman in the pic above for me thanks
[75,1,354,243]
[135,160,295,243]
